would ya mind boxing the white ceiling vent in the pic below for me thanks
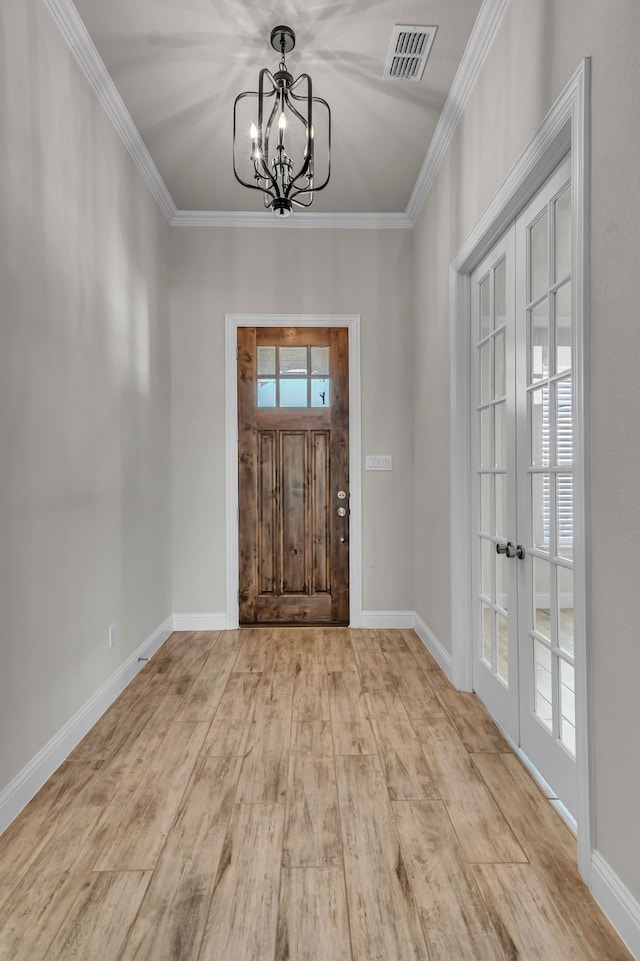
[383,24,437,81]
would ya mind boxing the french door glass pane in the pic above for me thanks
[534,640,553,730]
[530,211,549,301]
[557,473,573,560]
[495,474,507,539]
[555,185,572,281]
[480,277,491,338]
[495,402,506,468]
[556,378,572,465]
[480,408,491,468]
[482,605,493,664]
[555,282,572,374]
[533,556,551,638]
[481,474,491,533]
[495,330,506,397]
[531,385,550,467]
[495,258,507,323]
[481,538,492,598]
[560,659,576,753]
[497,612,509,682]
[496,552,508,612]
[531,473,549,551]
[558,567,575,655]
[480,343,491,403]
[530,299,549,382]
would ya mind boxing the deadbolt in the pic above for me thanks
[337,506,347,517]
[337,490,347,500]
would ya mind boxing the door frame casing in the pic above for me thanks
[448,60,592,878]
[225,314,363,629]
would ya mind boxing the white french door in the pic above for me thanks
[471,154,577,816]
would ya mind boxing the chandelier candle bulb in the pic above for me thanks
[233,24,331,216]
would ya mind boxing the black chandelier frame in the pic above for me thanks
[233,25,332,216]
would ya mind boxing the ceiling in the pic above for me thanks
[68,0,485,216]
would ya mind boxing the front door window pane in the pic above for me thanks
[257,378,276,407]
[280,347,308,375]
[310,347,330,375]
[280,379,308,407]
[257,346,276,375]
[311,379,330,407]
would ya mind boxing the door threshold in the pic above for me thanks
[239,621,350,628]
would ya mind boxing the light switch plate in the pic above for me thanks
[366,455,393,471]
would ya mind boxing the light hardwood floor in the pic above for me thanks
[0,628,632,961]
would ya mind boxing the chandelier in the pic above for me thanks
[233,26,331,217]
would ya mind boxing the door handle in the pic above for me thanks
[496,541,526,559]
[337,506,347,517]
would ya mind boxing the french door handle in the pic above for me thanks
[496,541,526,560]
[496,541,517,558]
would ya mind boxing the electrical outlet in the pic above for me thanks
[109,622,117,649]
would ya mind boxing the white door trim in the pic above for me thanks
[225,313,363,628]
[449,60,592,879]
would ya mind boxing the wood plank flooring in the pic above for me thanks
[0,628,633,961]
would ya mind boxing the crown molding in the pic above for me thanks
[406,0,512,225]
[44,0,508,230]
[171,209,412,229]
[44,0,177,224]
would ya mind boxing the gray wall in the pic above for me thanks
[413,0,640,901]
[170,227,414,616]
[4,0,640,921]
[0,0,172,790]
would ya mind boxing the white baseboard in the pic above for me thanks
[172,613,231,631]
[360,610,415,629]
[0,615,173,836]
[591,852,640,960]
[412,613,453,679]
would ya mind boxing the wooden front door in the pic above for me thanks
[238,327,349,624]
